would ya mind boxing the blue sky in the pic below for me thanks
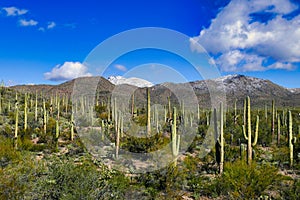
[0,0,300,88]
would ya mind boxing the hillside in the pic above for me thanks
[10,74,300,108]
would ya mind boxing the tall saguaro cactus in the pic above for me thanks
[35,91,38,121]
[242,96,259,165]
[234,99,238,125]
[115,111,121,159]
[14,96,19,149]
[288,111,293,167]
[171,107,180,167]
[214,102,224,174]
[0,93,2,114]
[70,111,74,141]
[55,119,59,151]
[271,100,275,142]
[24,93,28,131]
[131,92,135,117]
[147,88,151,136]
[277,115,281,145]
[43,99,47,134]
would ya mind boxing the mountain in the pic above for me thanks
[190,74,300,107]
[108,76,154,88]
[9,75,300,108]
[11,76,114,96]
[288,88,300,94]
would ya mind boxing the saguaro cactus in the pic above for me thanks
[131,92,135,117]
[147,88,151,135]
[288,111,293,167]
[43,99,47,134]
[242,96,259,165]
[55,119,59,151]
[24,93,28,131]
[115,111,121,159]
[234,99,238,125]
[35,91,38,121]
[265,104,268,122]
[214,102,224,174]
[0,93,2,114]
[171,107,180,167]
[272,100,275,142]
[168,96,171,119]
[14,97,19,149]
[70,111,74,141]
[277,115,281,145]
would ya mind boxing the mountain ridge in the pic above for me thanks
[10,75,300,107]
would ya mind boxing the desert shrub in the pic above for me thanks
[280,178,300,200]
[208,160,287,199]
[29,156,130,200]
[0,145,39,200]
[0,136,20,168]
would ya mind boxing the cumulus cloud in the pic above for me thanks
[44,62,92,81]
[19,19,38,26]
[47,21,56,29]
[191,0,300,72]
[114,64,127,71]
[2,7,28,16]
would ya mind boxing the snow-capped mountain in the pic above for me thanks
[10,74,300,107]
[108,76,154,88]
[189,74,300,107]
[288,88,300,94]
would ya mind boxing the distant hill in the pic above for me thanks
[10,75,300,108]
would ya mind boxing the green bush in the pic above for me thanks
[209,160,287,199]
[29,156,130,200]
[0,158,38,200]
[0,136,20,168]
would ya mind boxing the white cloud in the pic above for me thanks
[114,64,127,71]
[47,21,56,29]
[19,19,38,26]
[2,7,28,16]
[44,62,92,81]
[191,0,300,72]
[267,62,295,70]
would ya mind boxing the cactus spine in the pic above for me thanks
[147,88,151,135]
[242,96,259,165]
[288,111,293,167]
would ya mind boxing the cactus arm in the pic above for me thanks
[252,115,259,146]
[176,134,180,156]
[242,125,248,140]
